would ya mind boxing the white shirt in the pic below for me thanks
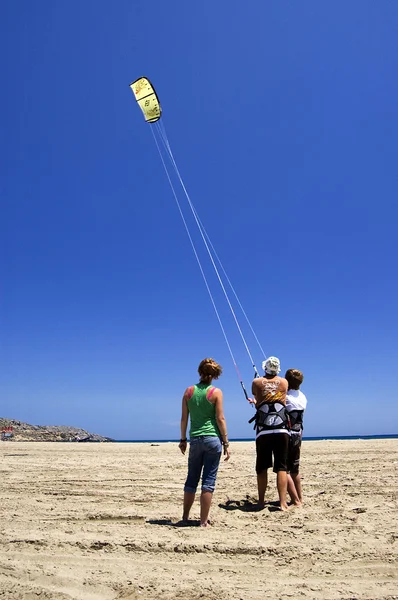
[286,389,307,436]
[286,389,307,412]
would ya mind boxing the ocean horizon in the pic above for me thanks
[114,433,398,443]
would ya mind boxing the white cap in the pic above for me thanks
[262,356,281,375]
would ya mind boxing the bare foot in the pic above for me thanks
[279,503,290,512]
[174,519,191,527]
[200,520,211,528]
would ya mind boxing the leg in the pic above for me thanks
[276,470,289,511]
[291,472,303,503]
[182,439,203,520]
[200,491,213,526]
[272,433,289,511]
[257,470,268,507]
[200,437,222,526]
[255,435,273,506]
[287,433,302,504]
[287,474,301,506]
[183,491,196,520]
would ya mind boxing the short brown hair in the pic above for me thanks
[198,358,223,382]
[285,369,304,390]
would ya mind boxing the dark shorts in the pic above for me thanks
[255,433,289,473]
[287,432,302,474]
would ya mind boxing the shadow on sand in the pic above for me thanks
[147,519,202,527]
[218,496,282,513]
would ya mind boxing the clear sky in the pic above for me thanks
[1,1,397,440]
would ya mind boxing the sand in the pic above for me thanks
[0,439,397,600]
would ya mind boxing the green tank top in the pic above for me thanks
[188,383,220,438]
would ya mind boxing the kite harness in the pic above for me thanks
[248,401,290,432]
[286,409,304,432]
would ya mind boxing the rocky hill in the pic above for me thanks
[0,418,113,442]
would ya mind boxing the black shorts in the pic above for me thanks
[287,432,302,474]
[255,433,289,473]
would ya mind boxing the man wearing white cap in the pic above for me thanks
[249,356,291,511]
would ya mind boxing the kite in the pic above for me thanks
[129,77,162,123]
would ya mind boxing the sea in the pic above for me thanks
[115,434,398,443]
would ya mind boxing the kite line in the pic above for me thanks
[130,77,266,398]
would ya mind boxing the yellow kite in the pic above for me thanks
[130,77,161,123]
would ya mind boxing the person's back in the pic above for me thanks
[286,388,307,431]
[188,383,220,438]
[251,375,288,435]
[252,375,288,404]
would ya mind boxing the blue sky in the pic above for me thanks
[1,1,397,440]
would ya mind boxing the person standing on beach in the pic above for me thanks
[249,356,291,511]
[179,358,230,527]
[285,369,307,505]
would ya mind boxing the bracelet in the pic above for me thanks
[179,438,187,443]
[222,440,229,446]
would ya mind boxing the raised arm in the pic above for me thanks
[250,380,260,406]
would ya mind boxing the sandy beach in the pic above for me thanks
[0,439,397,600]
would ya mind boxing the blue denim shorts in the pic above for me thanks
[184,435,222,493]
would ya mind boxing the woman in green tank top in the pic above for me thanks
[179,358,230,527]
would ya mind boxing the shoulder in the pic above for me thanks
[286,391,297,408]
[299,390,308,407]
[208,386,222,399]
[286,390,307,410]
[279,377,288,389]
[183,386,195,400]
